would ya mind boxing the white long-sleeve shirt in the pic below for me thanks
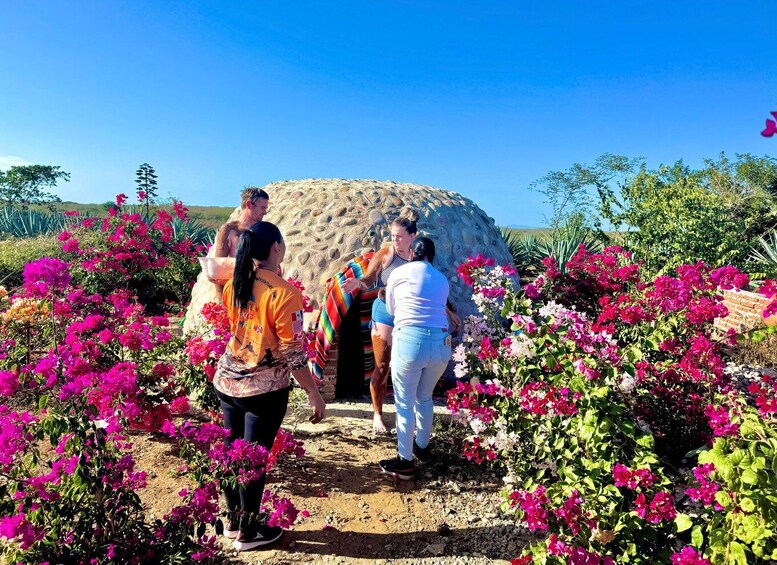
[385,261,449,330]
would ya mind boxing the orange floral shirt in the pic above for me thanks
[214,269,307,398]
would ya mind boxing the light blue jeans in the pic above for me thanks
[391,325,451,461]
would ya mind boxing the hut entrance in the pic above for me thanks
[335,292,374,399]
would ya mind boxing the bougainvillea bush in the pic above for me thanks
[0,200,307,563]
[449,249,777,564]
[57,195,202,313]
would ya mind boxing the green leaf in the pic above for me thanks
[691,525,704,548]
[715,490,732,508]
[685,446,708,459]
[636,433,654,449]
[729,541,748,565]
[751,330,767,343]
[740,497,755,513]
[740,469,758,485]
[675,513,693,533]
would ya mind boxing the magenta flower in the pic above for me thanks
[685,463,723,510]
[509,485,549,531]
[263,491,299,528]
[0,370,20,396]
[170,396,190,415]
[612,463,657,490]
[704,404,739,437]
[634,491,676,523]
[671,546,711,565]
[0,512,44,550]
[173,200,190,221]
[709,265,749,290]
[22,257,71,296]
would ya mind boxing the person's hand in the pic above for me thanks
[341,278,361,294]
[207,277,229,286]
[307,389,326,423]
[449,311,462,335]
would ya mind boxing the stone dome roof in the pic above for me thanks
[263,179,512,318]
[183,179,513,335]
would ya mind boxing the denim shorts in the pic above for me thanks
[371,295,395,327]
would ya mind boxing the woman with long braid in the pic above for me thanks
[214,221,326,551]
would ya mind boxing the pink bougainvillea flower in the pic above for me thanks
[23,257,71,296]
[671,546,711,565]
[704,404,739,437]
[762,117,777,137]
[173,200,190,221]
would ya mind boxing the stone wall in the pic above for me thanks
[319,340,338,401]
[716,289,774,333]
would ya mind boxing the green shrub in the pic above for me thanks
[500,218,607,278]
[0,235,63,288]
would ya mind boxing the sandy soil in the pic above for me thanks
[135,399,532,564]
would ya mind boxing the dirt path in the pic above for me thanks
[137,400,532,564]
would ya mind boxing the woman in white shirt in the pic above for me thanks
[380,237,451,480]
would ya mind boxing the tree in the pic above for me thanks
[0,165,70,209]
[611,162,742,272]
[135,163,158,215]
[532,152,777,274]
[599,154,777,273]
[529,153,642,234]
[701,153,777,244]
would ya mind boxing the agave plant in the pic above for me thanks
[538,221,606,276]
[749,229,777,278]
[170,216,216,247]
[0,207,67,238]
[499,228,544,273]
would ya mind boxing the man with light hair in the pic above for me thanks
[207,187,269,285]
[215,187,270,257]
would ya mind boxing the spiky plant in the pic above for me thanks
[538,221,606,276]
[749,230,777,278]
[499,227,546,273]
[170,216,216,247]
[0,207,66,238]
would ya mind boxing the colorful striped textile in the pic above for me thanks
[310,252,379,380]
[359,288,378,381]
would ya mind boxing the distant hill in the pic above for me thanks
[504,223,546,229]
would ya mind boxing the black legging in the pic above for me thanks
[216,386,290,528]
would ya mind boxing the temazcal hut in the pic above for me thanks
[184,179,514,401]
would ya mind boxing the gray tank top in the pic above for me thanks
[379,251,409,286]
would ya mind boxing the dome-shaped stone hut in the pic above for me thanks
[263,179,511,314]
[184,179,514,397]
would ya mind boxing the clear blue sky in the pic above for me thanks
[1,1,775,226]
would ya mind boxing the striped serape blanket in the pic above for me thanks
[310,252,379,380]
